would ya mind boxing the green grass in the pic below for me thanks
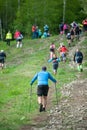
[0,35,87,130]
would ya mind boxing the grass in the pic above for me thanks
[0,35,87,130]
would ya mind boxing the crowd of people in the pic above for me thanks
[30,37,83,112]
[59,18,87,47]
[32,24,50,39]
[4,18,87,45]
[1,18,85,112]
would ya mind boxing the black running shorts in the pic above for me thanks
[0,58,4,64]
[37,85,49,96]
[53,62,58,70]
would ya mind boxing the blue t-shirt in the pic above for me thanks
[31,71,56,85]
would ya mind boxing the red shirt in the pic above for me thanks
[82,20,87,25]
[60,46,68,53]
[14,31,21,39]
[32,26,36,32]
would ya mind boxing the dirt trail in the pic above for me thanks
[20,86,56,130]
[21,78,87,130]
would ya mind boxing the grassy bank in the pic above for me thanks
[0,35,87,130]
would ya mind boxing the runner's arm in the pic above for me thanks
[30,73,38,85]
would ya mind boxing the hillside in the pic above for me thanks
[0,34,87,130]
[20,34,87,130]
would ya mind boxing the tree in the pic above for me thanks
[0,0,86,37]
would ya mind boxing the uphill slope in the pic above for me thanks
[20,35,87,130]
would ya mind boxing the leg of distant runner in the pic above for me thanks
[16,41,19,48]
[20,42,22,48]
[79,64,83,71]
[77,64,80,71]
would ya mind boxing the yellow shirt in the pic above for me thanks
[6,32,12,39]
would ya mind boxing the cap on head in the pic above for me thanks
[76,48,79,52]
[42,66,47,71]
[1,50,4,52]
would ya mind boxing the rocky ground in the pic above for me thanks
[21,36,87,130]
[21,78,87,130]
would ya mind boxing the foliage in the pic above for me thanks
[0,0,87,37]
[80,0,87,14]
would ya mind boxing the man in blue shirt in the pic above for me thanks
[30,66,57,112]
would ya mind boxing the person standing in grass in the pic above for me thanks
[74,49,83,72]
[30,66,57,112]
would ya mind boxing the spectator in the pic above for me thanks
[59,22,64,35]
[32,25,37,39]
[44,24,49,33]
[63,23,68,35]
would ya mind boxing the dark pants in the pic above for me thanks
[6,39,11,46]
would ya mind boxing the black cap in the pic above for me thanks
[42,66,47,71]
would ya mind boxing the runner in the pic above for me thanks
[75,25,80,41]
[49,43,55,59]
[48,53,61,75]
[0,50,6,69]
[57,43,68,62]
[66,32,71,47]
[16,33,23,48]
[70,28,75,42]
[14,30,23,48]
[30,66,57,112]
[74,49,83,72]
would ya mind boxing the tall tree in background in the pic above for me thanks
[0,0,18,39]
[0,0,86,38]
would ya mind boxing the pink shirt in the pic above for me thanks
[14,31,21,39]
